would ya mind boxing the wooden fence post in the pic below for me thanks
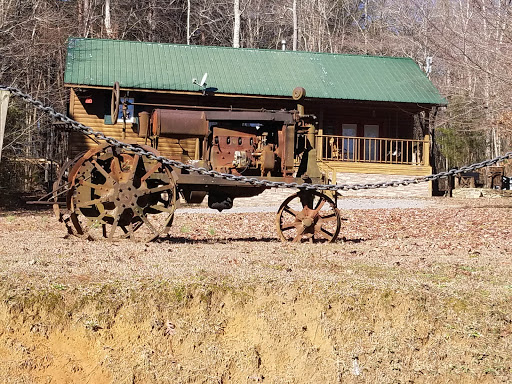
[0,90,10,162]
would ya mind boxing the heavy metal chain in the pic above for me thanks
[2,85,512,192]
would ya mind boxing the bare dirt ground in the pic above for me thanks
[0,196,511,383]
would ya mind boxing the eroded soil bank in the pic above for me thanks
[0,199,511,383]
[1,280,511,384]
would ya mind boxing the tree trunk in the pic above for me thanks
[104,0,113,38]
[292,0,298,51]
[147,0,157,40]
[233,0,241,48]
[81,0,91,38]
[187,0,191,45]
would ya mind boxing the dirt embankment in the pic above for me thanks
[2,282,511,384]
[0,198,511,383]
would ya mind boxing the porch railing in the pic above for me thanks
[315,135,430,166]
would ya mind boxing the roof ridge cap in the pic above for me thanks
[67,37,413,61]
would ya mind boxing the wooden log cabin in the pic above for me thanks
[64,38,446,197]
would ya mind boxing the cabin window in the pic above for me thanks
[104,97,135,125]
[324,125,335,135]
[117,97,135,123]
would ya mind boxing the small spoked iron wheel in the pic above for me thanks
[276,190,341,243]
[65,144,176,242]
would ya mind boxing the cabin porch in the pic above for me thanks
[315,134,432,177]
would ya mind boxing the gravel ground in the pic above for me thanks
[178,197,437,213]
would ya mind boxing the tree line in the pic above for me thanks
[1,0,511,191]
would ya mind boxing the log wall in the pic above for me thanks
[68,89,197,160]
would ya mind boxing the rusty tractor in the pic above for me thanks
[53,86,341,242]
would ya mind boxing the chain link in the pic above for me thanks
[3,85,512,192]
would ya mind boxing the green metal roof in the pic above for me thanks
[64,37,447,105]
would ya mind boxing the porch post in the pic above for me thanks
[423,134,430,167]
[194,138,200,160]
[316,128,323,160]
[0,90,9,162]
[316,110,324,161]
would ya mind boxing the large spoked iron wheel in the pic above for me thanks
[111,81,120,125]
[64,144,176,242]
[276,191,341,243]
[52,152,89,236]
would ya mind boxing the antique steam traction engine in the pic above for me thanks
[53,86,341,242]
